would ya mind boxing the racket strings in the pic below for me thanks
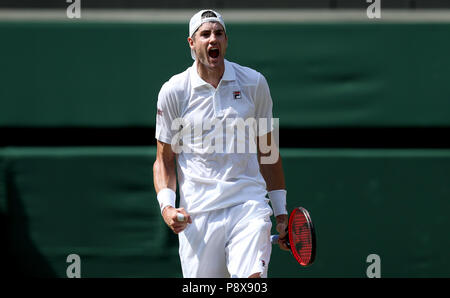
[291,213,312,265]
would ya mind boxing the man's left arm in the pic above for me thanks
[257,131,290,251]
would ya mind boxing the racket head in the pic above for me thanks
[287,207,316,266]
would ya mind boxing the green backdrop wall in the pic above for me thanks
[1,148,449,277]
[1,22,450,128]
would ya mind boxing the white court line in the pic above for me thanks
[0,9,450,23]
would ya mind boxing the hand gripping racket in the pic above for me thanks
[271,207,316,266]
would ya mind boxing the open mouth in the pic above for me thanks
[208,48,220,59]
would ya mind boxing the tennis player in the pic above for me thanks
[153,9,289,278]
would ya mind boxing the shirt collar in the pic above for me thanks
[190,59,236,89]
[222,59,236,82]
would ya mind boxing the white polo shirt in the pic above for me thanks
[155,59,273,214]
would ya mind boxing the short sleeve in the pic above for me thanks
[254,73,274,136]
[155,83,180,144]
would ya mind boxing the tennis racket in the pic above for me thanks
[271,207,316,266]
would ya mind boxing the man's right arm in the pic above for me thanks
[153,140,177,194]
[153,140,191,234]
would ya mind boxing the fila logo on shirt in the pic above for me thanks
[233,91,241,99]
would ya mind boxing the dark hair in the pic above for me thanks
[201,11,217,19]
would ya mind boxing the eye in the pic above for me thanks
[200,31,210,38]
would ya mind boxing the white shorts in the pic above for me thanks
[178,199,273,278]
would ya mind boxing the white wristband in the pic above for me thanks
[268,189,287,216]
[157,188,176,214]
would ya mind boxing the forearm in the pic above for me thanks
[258,151,286,191]
[153,155,177,194]
[258,148,288,216]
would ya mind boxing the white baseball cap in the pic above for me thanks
[189,9,226,60]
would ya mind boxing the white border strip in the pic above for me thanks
[0,9,450,23]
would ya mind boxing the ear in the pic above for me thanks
[187,36,195,50]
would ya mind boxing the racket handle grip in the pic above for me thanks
[270,235,279,244]
[177,212,185,222]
